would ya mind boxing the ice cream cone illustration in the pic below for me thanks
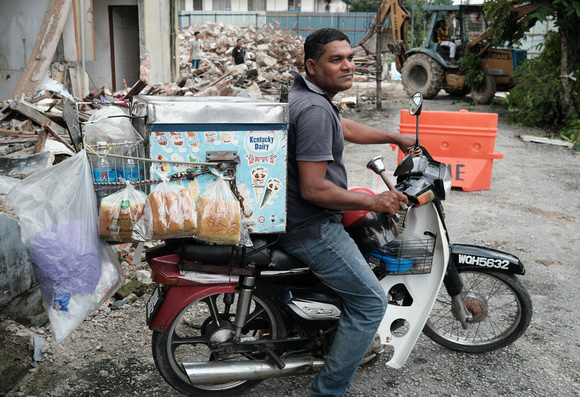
[220,131,233,144]
[169,131,186,153]
[260,178,282,208]
[189,178,201,197]
[172,154,186,172]
[204,131,218,144]
[154,131,172,153]
[156,154,170,174]
[251,166,268,203]
[186,131,200,152]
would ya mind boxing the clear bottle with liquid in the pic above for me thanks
[92,141,116,204]
[120,142,139,182]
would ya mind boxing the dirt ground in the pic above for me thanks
[2,83,580,397]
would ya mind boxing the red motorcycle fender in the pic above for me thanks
[149,284,237,332]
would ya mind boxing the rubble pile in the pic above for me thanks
[176,22,304,99]
[0,23,381,163]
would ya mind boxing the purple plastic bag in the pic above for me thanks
[29,220,101,301]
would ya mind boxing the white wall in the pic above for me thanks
[0,0,50,100]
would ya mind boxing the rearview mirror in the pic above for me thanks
[408,92,423,116]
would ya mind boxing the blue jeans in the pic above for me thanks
[282,222,388,397]
[191,59,201,70]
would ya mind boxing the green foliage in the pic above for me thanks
[459,52,485,90]
[350,0,375,13]
[559,118,580,150]
[484,0,531,46]
[503,33,562,128]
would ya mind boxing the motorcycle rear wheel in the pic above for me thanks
[152,290,286,397]
[423,270,532,353]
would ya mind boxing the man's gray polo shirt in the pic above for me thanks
[278,72,348,247]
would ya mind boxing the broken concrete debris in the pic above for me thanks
[1,22,381,170]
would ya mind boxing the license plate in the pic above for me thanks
[146,284,163,326]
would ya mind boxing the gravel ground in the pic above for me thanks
[3,83,580,397]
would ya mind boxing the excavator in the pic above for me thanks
[360,1,538,104]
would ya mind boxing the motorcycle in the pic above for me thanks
[144,93,533,396]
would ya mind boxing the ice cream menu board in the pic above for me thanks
[149,126,287,234]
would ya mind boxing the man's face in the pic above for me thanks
[306,40,354,99]
[237,40,242,48]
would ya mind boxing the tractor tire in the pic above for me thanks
[470,74,497,104]
[401,54,444,99]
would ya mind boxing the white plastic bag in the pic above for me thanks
[7,150,123,343]
[83,106,142,146]
[99,182,147,242]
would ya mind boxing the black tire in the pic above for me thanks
[444,85,471,97]
[401,54,445,99]
[423,270,532,353]
[470,74,497,104]
[152,290,286,397]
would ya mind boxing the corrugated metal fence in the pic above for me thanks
[179,11,376,45]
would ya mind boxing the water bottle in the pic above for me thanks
[120,142,139,182]
[92,142,116,204]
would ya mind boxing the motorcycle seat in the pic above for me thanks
[164,236,307,270]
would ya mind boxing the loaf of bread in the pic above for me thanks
[196,196,241,245]
[146,184,197,239]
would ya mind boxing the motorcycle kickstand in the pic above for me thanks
[450,294,473,330]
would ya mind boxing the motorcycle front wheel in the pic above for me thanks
[152,290,286,397]
[423,270,532,353]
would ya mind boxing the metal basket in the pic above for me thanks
[367,235,435,275]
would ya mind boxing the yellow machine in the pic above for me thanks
[361,1,538,104]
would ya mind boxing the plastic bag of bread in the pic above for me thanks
[195,176,242,245]
[99,182,147,242]
[134,181,197,240]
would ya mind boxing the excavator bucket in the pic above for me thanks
[361,28,395,55]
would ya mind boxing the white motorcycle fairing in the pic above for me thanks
[377,203,449,368]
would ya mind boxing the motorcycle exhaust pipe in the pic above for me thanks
[183,356,324,385]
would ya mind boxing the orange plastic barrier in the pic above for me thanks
[396,109,503,191]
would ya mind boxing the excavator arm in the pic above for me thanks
[467,2,539,51]
[360,0,411,72]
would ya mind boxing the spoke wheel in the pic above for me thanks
[423,270,532,353]
[152,290,285,397]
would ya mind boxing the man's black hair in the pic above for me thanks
[194,31,200,36]
[304,28,350,76]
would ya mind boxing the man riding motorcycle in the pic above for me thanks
[279,28,415,396]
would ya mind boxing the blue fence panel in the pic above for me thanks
[179,11,375,46]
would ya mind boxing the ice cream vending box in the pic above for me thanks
[131,96,288,234]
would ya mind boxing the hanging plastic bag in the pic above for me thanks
[196,174,243,245]
[99,182,147,242]
[134,179,197,240]
[7,150,123,343]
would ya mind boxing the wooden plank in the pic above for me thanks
[9,100,65,134]
[520,135,574,148]
[10,0,73,99]
[124,79,148,100]
[34,128,48,154]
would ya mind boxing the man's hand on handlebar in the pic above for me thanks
[370,191,409,216]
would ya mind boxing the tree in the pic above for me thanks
[485,0,580,121]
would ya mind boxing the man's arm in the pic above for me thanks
[297,161,407,216]
[341,118,415,152]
